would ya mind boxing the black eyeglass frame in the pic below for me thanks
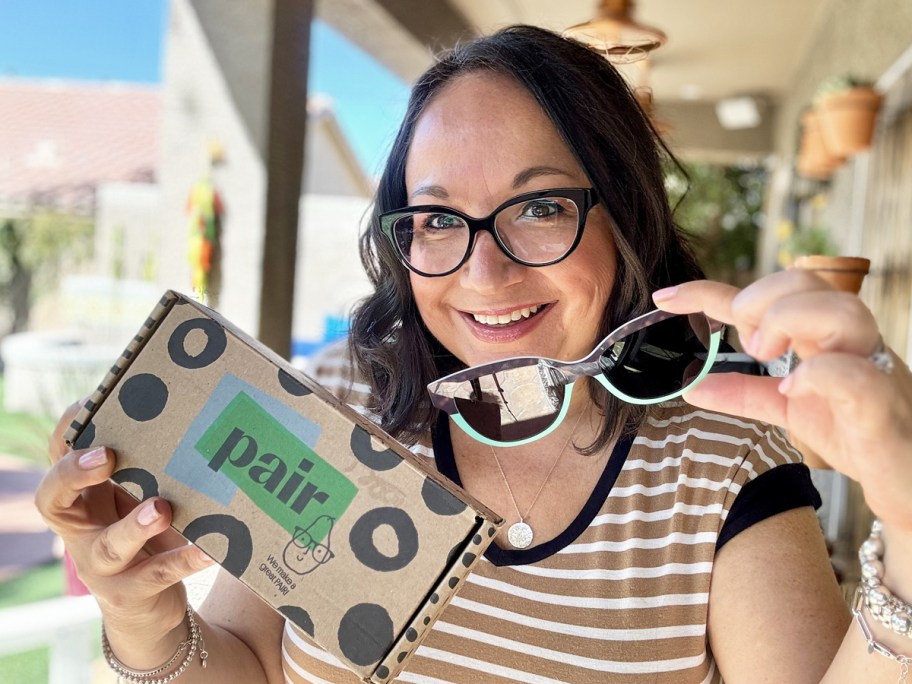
[379,187,600,277]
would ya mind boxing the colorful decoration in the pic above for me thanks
[187,176,223,297]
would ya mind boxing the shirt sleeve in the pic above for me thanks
[716,461,822,549]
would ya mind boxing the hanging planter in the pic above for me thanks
[814,76,883,157]
[796,109,843,180]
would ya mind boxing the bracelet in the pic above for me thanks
[856,519,912,684]
[859,519,912,639]
[854,588,911,684]
[101,604,209,683]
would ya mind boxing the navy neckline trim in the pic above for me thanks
[432,411,634,566]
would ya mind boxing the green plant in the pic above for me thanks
[787,225,837,256]
[776,220,838,269]
[813,75,872,104]
[664,160,766,286]
[0,210,94,335]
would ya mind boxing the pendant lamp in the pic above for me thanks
[564,0,667,64]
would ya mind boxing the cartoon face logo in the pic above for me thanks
[284,515,335,575]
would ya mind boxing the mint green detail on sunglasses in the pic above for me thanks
[428,310,743,448]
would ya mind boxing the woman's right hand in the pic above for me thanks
[35,403,215,662]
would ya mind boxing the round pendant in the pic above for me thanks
[507,521,534,549]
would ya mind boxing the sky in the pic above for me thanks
[0,0,411,176]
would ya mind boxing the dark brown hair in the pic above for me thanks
[348,25,703,452]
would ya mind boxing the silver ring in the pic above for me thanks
[869,340,895,375]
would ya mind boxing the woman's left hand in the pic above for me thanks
[653,270,912,533]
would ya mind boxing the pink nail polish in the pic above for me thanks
[778,375,793,395]
[137,500,160,526]
[77,447,107,469]
[652,286,679,303]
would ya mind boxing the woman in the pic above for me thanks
[36,25,912,684]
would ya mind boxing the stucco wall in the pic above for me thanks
[773,0,912,159]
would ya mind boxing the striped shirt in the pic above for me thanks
[282,342,818,683]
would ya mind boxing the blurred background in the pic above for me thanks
[1,1,910,681]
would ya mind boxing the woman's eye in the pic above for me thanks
[521,200,560,218]
[423,213,463,230]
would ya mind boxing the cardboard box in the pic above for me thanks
[64,291,502,683]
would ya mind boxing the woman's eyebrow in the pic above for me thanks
[512,166,574,188]
[410,184,449,201]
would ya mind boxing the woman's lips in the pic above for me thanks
[460,303,551,343]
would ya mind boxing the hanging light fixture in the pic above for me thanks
[564,0,667,64]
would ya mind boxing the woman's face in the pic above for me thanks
[404,72,618,367]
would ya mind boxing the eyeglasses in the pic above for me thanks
[427,309,767,447]
[380,188,599,277]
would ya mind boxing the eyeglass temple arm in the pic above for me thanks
[546,352,778,387]
[706,352,780,377]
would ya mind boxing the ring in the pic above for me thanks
[869,340,895,375]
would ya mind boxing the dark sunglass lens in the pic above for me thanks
[450,367,567,442]
[394,212,469,274]
[600,314,712,400]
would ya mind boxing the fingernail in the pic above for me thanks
[78,447,108,469]
[197,548,215,564]
[137,500,161,526]
[778,374,793,395]
[652,286,679,303]
[746,330,762,356]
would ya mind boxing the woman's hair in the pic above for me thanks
[348,24,703,452]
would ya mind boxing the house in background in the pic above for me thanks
[0,74,375,416]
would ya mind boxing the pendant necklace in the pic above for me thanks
[488,412,583,549]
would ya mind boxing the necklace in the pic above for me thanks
[488,412,584,549]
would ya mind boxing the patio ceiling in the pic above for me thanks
[318,0,835,161]
[449,0,832,103]
[321,0,831,104]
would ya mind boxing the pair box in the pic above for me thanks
[64,291,501,682]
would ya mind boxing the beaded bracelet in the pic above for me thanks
[856,519,912,683]
[101,603,208,684]
[859,519,912,639]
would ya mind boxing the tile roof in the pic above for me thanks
[0,79,160,214]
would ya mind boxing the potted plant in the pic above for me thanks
[814,75,883,157]
[796,108,843,180]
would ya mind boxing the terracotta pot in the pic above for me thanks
[792,255,870,294]
[788,255,870,468]
[816,86,883,157]
[797,110,844,180]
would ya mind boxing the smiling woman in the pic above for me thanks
[35,22,912,684]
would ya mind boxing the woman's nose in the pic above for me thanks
[459,230,524,292]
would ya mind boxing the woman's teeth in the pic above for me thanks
[472,304,542,327]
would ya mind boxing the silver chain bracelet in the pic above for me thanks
[856,519,912,683]
[101,604,208,684]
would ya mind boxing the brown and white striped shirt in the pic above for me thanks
[282,343,818,683]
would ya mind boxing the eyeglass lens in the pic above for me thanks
[599,314,712,400]
[444,313,713,443]
[392,195,582,275]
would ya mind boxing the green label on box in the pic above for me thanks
[195,391,357,539]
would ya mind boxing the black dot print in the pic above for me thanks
[167,318,227,369]
[348,508,419,572]
[420,477,467,516]
[278,369,312,396]
[349,426,400,471]
[111,467,159,500]
[118,373,168,421]
[182,514,253,576]
[337,603,393,666]
[279,606,314,637]
[73,421,96,449]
